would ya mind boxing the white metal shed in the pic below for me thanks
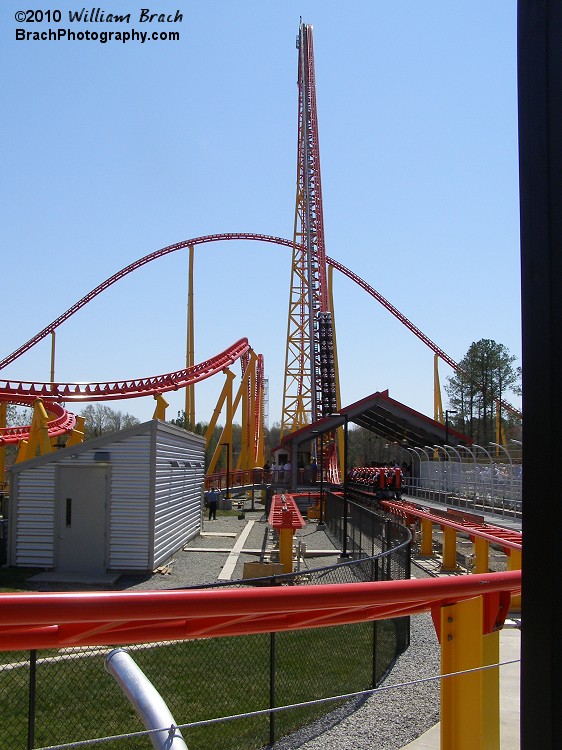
[8,420,205,574]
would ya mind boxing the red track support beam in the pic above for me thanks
[268,493,306,572]
[268,493,306,531]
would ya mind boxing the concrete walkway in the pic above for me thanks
[402,624,521,749]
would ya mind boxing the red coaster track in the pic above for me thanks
[0,232,520,446]
[0,338,250,445]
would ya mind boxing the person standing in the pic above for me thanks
[208,486,219,521]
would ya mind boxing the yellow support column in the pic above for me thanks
[440,596,499,750]
[184,244,195,427]
[205,369,236,475]
[441,525,457,571]
[16,440,29,464]
[153,394,169,421]
[20,400,51,461]
[66,416,85,447]
[473,536,490,573]
[420,518,433,556]
[278,528,294,573]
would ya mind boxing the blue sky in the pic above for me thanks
[1,1,521,428]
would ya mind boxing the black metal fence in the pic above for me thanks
[325,487,411,582]
[1,498,411,750]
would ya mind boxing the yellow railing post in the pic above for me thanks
[278,528,294,573]
[507,548,522,611]
[439,595,499,750]
[473,536,490,573]
[441,525,457,571]
[420,518,433,556]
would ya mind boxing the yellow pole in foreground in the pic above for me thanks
[440,596,500,750]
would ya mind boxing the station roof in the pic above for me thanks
[281,389,471,451]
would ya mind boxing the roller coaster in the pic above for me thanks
[0,19,527,750]
[0,21,520,478]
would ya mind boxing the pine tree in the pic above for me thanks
[445,339,520,443]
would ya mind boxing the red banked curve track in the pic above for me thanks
[0,396,76,444]
[0,232,521,443]
[0,338,250,445]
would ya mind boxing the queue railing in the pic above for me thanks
[402,460,522,518]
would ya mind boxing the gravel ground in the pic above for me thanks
[117,507,342,590]
[116,506,441,750]
[273,611,440,750]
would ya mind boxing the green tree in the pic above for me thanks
[4,404,31,427]
[169,411,242,470]
[445,339,521,444]
[265,421,282,458]
[80,404,140,440]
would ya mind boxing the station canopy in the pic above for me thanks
[281,389,471,451]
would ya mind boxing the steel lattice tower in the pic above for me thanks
[281,21,338,438]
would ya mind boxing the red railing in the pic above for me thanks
[0,571,521,652]
[381,499,522,552]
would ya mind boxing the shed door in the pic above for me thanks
[57,466,108,573]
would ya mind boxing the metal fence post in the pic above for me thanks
[385,520,393,579]
[269,631,276,746]
[27,650,37,750]
[372,620,378,688]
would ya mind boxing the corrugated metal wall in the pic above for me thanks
[11,465,57,567]
[106,433,152,571]
[153,425,205,569]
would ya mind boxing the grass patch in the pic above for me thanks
[0,621,403,750]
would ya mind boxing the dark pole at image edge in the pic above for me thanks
[518,1,562,747]
[341,414,349,557]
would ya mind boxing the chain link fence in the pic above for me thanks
[1,499,411,750]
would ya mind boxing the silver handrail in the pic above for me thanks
[105,648,188,750]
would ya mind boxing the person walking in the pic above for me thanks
[208,486,219,521]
